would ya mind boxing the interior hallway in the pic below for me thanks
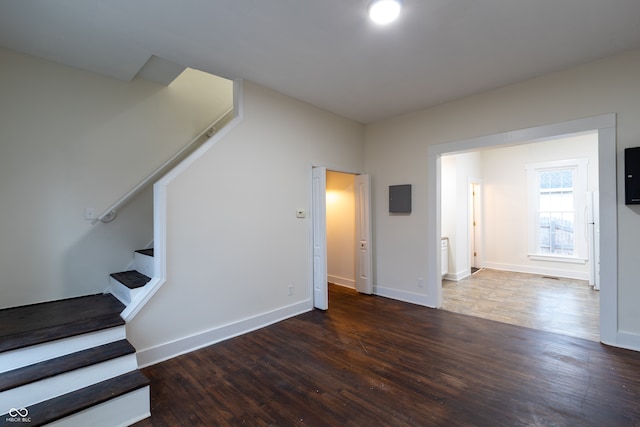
[442,269,600,342]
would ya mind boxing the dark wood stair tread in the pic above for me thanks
[0,340,135,392]
[0,294,125,353]
[135,248,154,257]
[110,270,151,290]
[0,370,149,427]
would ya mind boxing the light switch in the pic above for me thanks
[85,208,95,220]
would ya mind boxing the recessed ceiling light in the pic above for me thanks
[368,0,402,25]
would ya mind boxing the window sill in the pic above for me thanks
[528,254,586,264]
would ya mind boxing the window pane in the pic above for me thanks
[559,191,574,211]
[540,191,551,211]
[561,170,573,188]
[546,212,574,255]
[536,168,575,255]
[538,213,550,254]
[540,172,552,189]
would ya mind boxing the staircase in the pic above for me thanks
[108,248,154,307]
[0,104,234,425]
[0,294,150,426]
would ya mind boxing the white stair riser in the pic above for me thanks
[109,278,145,306]
[0,354,138,410]
[134,253,154,278]
[46,386,150,427]
[0,327,125,374]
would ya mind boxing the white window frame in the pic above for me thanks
[526,158,588,263]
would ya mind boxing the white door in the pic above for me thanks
[355,174,373,294]
[587,191,600,290]
[470,183,480,269]
[593,191,601,291]
[312,167,328,310]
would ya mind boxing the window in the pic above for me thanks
[526,159,588,263]
[538,169,574,255]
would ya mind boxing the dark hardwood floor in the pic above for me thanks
[134,285,640,426]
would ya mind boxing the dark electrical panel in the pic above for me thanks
[626,147,640,205]
[389,185,412,213]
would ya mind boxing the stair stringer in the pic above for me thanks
[119,79,244,322]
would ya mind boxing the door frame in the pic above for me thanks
[427,113,617,346]
[468,179,482,271]
[311,165,372,309]
[312,166,328,310]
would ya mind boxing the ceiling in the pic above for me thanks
[1,0,640,123]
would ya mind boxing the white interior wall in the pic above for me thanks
[326,171,356,288]
[364,48,640,341]
[480,132,599,279]
[128,81,364,362]
[441,152,481,280]
[0,47,233,308]
[441,156,457,276]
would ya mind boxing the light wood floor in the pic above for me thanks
[442,268,600,342]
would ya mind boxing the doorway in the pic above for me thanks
[326,171,357,289]
[439,132,601,340]
[427,114,618,345]
[469,181,481,274]
[311,167,372,310]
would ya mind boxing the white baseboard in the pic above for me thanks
[482,262,589,281]
[374,285,428,306]
[328,275,355,289]
[443,270,470,282]
[136,300,312,368]
[603,331,640,353]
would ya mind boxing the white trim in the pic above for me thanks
[596,124,618,346]
[613,331,640,352]
[528,254,586,264]
[328,275,356,289]
[443,270,471,282]
[427,154,442,307]
[121,80,244,322]
[427,113,619,347]
[482,262,590,281]
[136,299,311,368]
[374,285,429,306]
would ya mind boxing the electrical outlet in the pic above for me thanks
[417,278,424,288]
[288,285,294,296]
